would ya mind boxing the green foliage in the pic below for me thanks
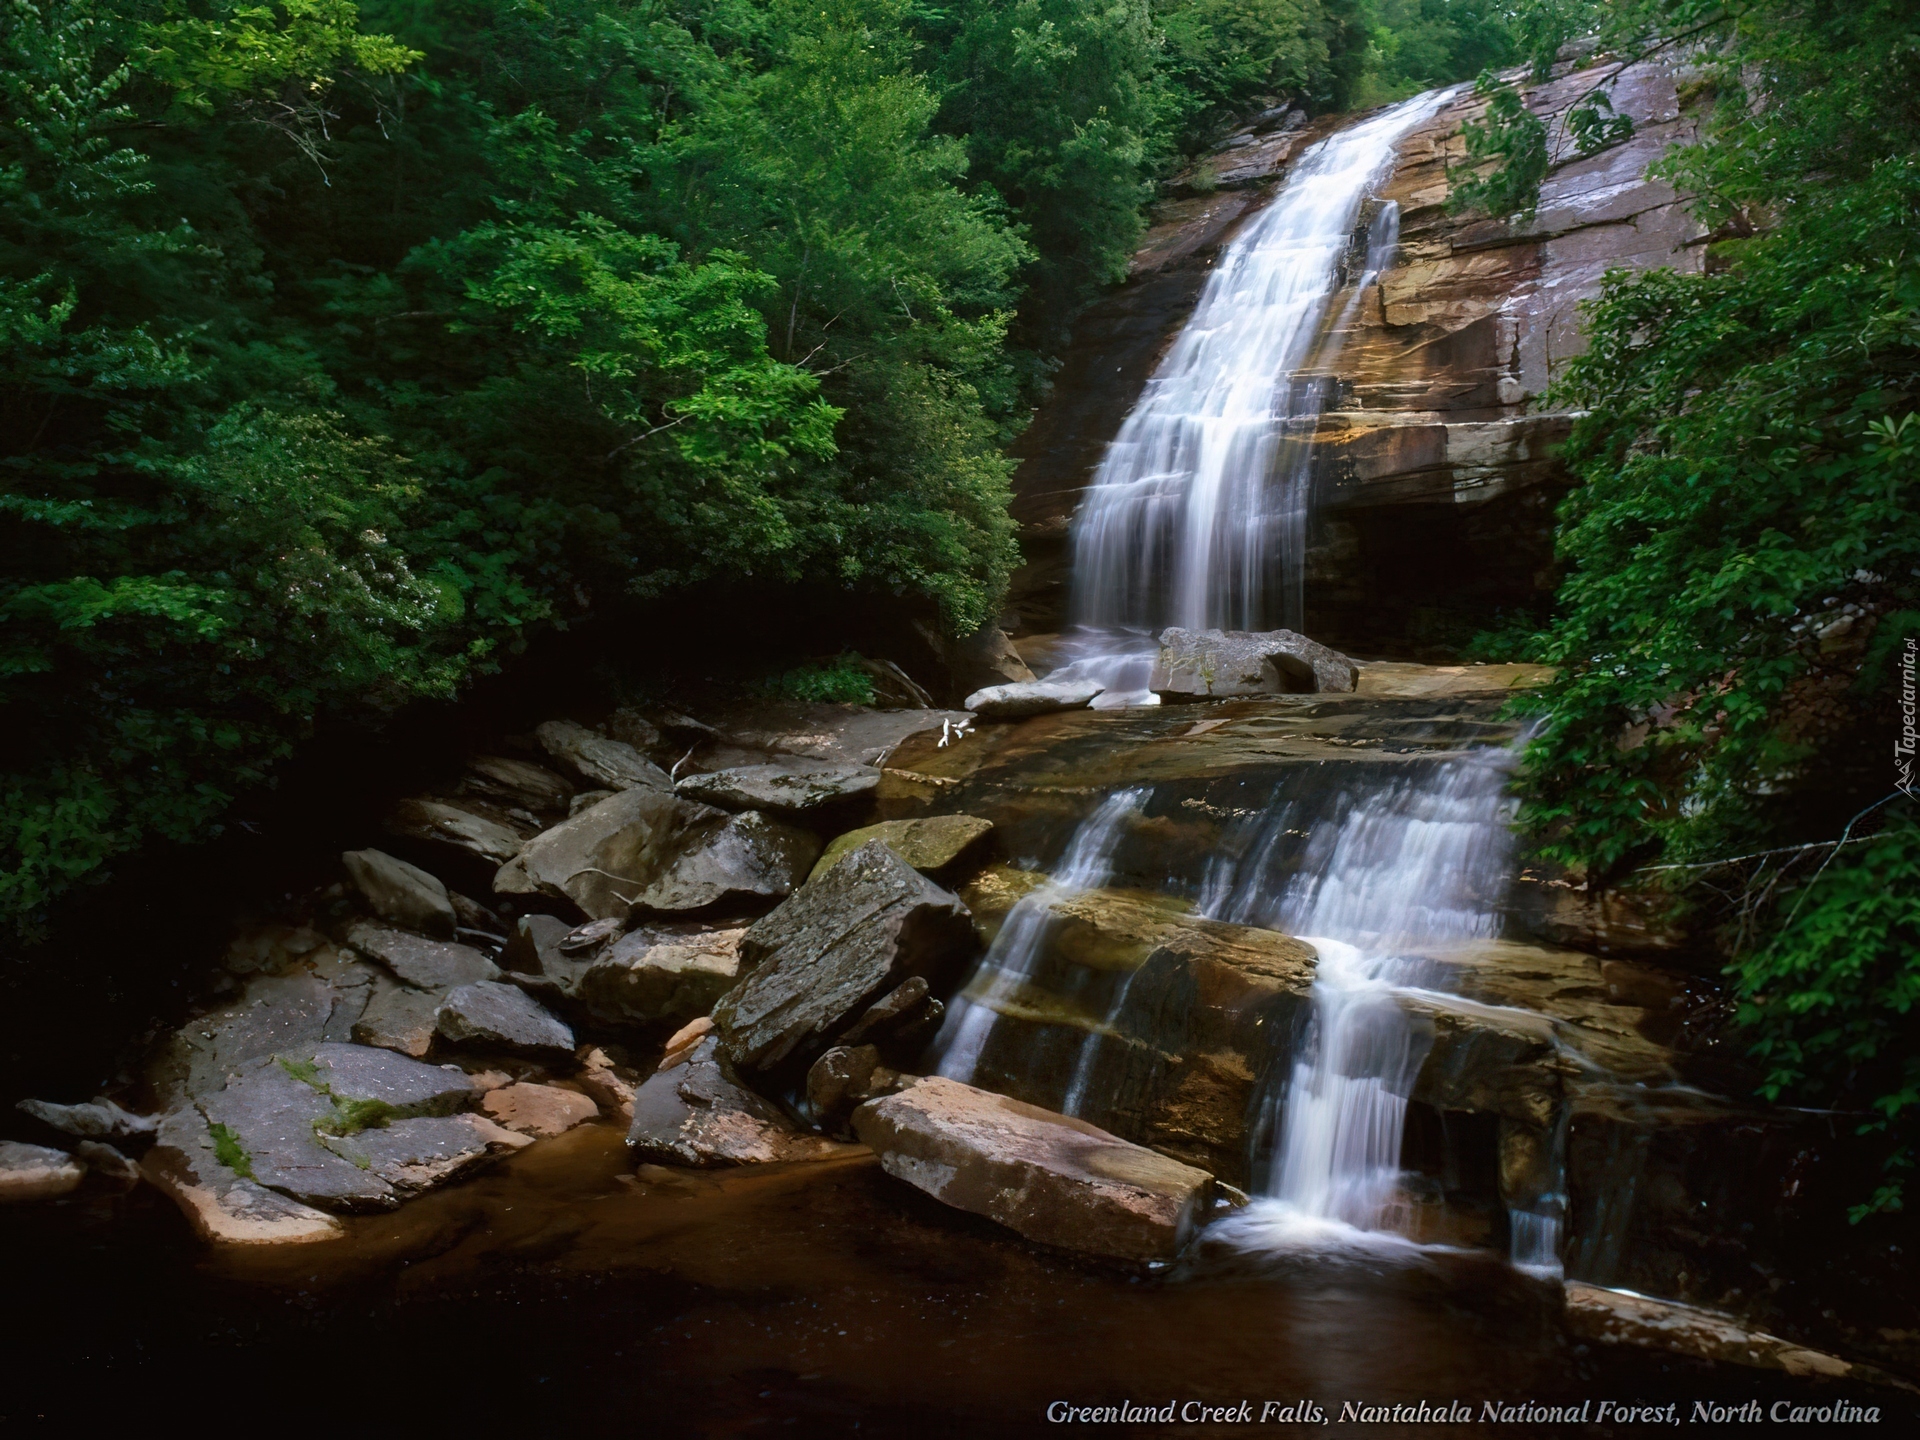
[1446,68,1548,220]
[756,656,879,705]
[1155,0,1369,148]
[207,1120,254,1177]
[1497,0,1920,1201]
[1359,0,1516,102]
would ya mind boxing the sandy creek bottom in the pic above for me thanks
[5,1123,1869,1435]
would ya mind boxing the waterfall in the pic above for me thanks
[1046,90,1454,705]
[1206,748,1522,1248]
[930,790,1147,1086]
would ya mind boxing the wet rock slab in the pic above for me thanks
[1152,627,1358,698]
[577,927,746,1024]
[1565,1283,1870,1381]
[437,981,576,1060]
[853,1076,1216,1262]
[343,847,457,937]
[494,785,719,919]
[16,1096,156,1143]
[347,923,500,990]
[536,719,672,792]
[677,760,881,813]
[965,679,1103,719]
[809,814,994,882]
[629,810,820,914]
[141,1109,342,1245]
[0,1141,85,1202]
[482,1082,600,1138]
[626,1038,858,1167]
[713,841,975,1080]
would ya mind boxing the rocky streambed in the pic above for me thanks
[6,643,1912,1425]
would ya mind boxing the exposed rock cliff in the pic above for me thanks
[1007,54,1707,656]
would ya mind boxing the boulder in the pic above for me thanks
[838,976,945,1054]
[74,1140,142,1190]
[16,1095,157,1143]
[499,913,598,1000]
[676,760,881,814]
[1565,1283,1862,1380]
[304,1041,476,1112]
[481,1082,600,1138]
[436,981,576,1060]
[0,1141,85,1202]
[346,923,500,990]
[603,708,665,754]
[324,1114,531,1194]
[574,1047,643,1122]
[914,621,1036,698]
[350,980,443,1058]
[805,1044,886,1132]
[196,1059,397,1212]
[629,810,821,915]
[712,842,976,1080]
[626,1038,857,1168]
[852,1077,1216,1262]
[536,719,672,792]
[385,797,530,865]
[463,754,575,813]
[141,1109,342,1245]
[148,968,371,1109]
[492,785,719,920]
[1150,627,1358,700]
[809,815,994,883]
[658,1017,715,1071]
[343,848,457,937]
[964,679,1104,719]
[576,927,746,1025]
[570,789,615,816]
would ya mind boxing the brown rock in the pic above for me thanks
[0,1141,84,1202]
[482,1082,601,1138]
[852,1076,1215,1262]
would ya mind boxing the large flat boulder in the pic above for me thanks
[385,797,531,865]
[677,760,880,814]
[629,810,820,915]
[346,923,499,990]
[625,1038,856,1167]
[493,785,720,920]
[350,978,443,1057]
[141,1110,342,1245]
[965,679,1103,719]
[343,848,457,937]
[436,980,576,1060]
[712,841,976,1080]
[0,1141,84,1202]
[810,815,994,883]
[853,1077,1216,1262]
[1151,627,1358,699]
[536,719,672,792]
[16,1096,156,1143]
[463,754,574,813]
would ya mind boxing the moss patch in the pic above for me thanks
[207,1121,255,1179]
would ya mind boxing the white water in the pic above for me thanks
[1046,90,1453,706]
[931,791,1147,1085]
[1204,749,1523,1251]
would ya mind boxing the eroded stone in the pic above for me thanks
[677,760,881,813]
[809,815,994,883]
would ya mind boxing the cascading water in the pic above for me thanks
[1202,750,1523,1249]
[931,790,1147,1086]
[1046,90,1454,705]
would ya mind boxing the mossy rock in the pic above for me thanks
[809,815,994,883]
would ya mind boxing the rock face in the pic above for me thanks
[629,810,820,914]
[951,873,1317,1186]
[1150,627,1358,699]
[342,848,457,937]
[0,1141,85,1202]
[493,785,719,920]
[436,981,576,1060]
[676,760,881,813]
[536,719,672,792]
[626,1038,856,1167]
[712,842,976,1081]
[853,1077,1216,1262]
[965,679,1105,719]
[809,815,994,882]
[1002,53,1707,655]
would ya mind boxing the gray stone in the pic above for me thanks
[603,708,664,754]
[499,913,597,1000]
[805,1044,884,1131]
[626,1038,856,1168]
[464,754,575,812]
[852,1076,1215,1262]
[570,789,615,816]
[712,841,975,1079]
[149,970,354,1107]
[16,1095,157,1143]
[1150,627,1358,700]
[536,719,672,792]
[0,1141,84,1202]
[630,810,821,914]
[346,922,499,990]
[74,1140,142,1189]
[141,1109,342,1245]
[839,976,943,1051]
[319,1114,528,1193]
[577,927,746,1024]
[676,760,881,814]
[197,1059,396,1211]
[436,981,576,1060]
[810,815,994,883]
[343,847,457,937]
[350,980,442,1058]
[493,785,720,920]
[385,797,530,865]
[561,917,624,953]
[964,678,1104,719]
[306,1041,475,1112]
